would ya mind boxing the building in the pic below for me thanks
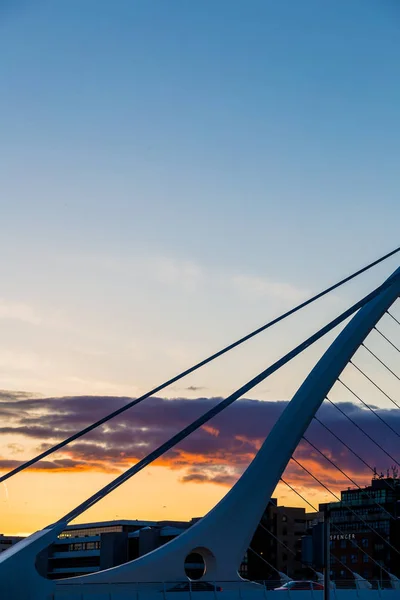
[39,505,323,582]
[41,519,197,579]
[241,499,322,582]
[8,502,323,582]
[303,476,400,583]
[0,534,23,553]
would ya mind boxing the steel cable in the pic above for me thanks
[387,310,400,328]
[338,378,400,442]
[362,341,400,383]
[280,478,391,580]
[1,248,399,485]
[289,458,396,576]
[313,414,398,493]
[325,396,400,467]
[350,360,400,410]
[55,280,399,525]
[302,436,395,520]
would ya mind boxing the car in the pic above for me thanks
[165,582,223,592]
[274,581,324,591]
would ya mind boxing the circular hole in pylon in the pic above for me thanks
[184,552,206,580]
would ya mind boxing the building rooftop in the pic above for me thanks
[64,520,157,530]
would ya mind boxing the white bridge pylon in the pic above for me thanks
[0,266,399,600]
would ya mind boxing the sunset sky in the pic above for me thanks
[1,1,400,535]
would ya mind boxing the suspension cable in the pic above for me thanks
[291,456,400,573]
[387,310,400,328]
[350,360,400,410]
[312,414,398,493]
[258,521,298,562]
[302,436,395,520]
[290,457,400,556]
[258,502,334,580]
[279,484,376,584]
[257,520,321,579]
[325,396,400,467]
[362,341,400,383]
[374,326,400,355]
[1,248,399,485]
[338,377,400,441]
[57,279,398,525]
[280,478,319,512]
[279,478,389,580]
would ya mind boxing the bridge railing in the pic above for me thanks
[51,579,400,599]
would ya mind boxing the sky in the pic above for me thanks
[0,0,399,535]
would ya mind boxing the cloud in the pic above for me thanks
[0,298,70,332]
[0,299,42,325]
[149,257,204,292]
[0,390,36,402]
[230,274,309,303]
[0,351,51,373]
[186,386,206,391]
[0,392,398,498]
[75,255,204,294]
[75,252,309,302]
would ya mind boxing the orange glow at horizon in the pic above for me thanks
[0,459,365,537]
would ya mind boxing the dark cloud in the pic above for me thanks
[0,389,36,402]
[0,391,398,493]
[186,386,206,391]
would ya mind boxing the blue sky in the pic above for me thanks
[1,0,400,533]
[0,0,399,399]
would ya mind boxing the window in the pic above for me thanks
[351,554,357,564]
[67,541,100,552]
[60,525,123,538]
[361,538,369,548]
[340,540,346,548]
[363,555,369,563]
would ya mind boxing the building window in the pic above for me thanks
[363,555,369,563]
[351,554,357,564]
[361,538,368,548]
[340,540,346,549]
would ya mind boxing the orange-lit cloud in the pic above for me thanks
[0,391,398,501]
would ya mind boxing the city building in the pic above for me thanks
[40,519,197,579]
[0,534,23,553]
[303,476,400,583]
[5,502,323,582]
[241,499,322,582]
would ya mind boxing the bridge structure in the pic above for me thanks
[0,250,399,600]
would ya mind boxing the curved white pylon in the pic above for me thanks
[0,267,399,599]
